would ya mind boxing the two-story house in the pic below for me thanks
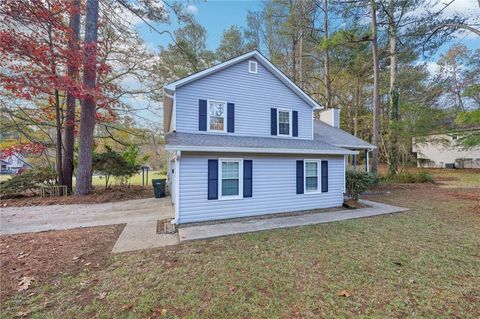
[164,50,372,225]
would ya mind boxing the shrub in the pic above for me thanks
[0,167,57,197]
[384,171,434,184]
[93,147,140,189]
[345,171,379,201]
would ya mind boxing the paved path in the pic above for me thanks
[0,197,174,235]
[112,221,179,253]
[1,198,407,253]
[178,200,408,242]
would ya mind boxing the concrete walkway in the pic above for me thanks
[1,198,407,253]
[178,200,408,242]
[0,197,174,235]
[112,220,179,253]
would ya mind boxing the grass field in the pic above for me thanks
[1,170,479,318]
[91,171,166,187]
[0,171,166,186]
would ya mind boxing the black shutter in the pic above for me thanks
[199,99,207,131]
[271,108,277,135]
[207,159,218,200]
[321,160,328,192]
[292,111,298,137]
[296,160,304,194]
[227,103,235,133]
[243,160,252,198]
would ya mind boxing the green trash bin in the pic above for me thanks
[152,179,166,198]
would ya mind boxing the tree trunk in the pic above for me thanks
[76,0,99,195]
[387,0,399,176]
[54,89,64,186]
[63,0,80,193]
[370,0,380,174]
[323,0,331,109]
[354,79,360,137]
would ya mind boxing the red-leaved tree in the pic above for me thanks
[1,0,118,192]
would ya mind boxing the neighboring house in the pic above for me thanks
[0,152,28,173]
[412,128,480,168]
[163,50,372,225]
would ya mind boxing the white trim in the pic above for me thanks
[304,159,322,194]
[249,60,258,74]
[172,91,176,131]
[164,50,323,110]
[172,151,181,225]
[218,158,243,200]
[165,145,358,155]
[343,155,346,193]
[206,99,227,133]
[311,109,314,140]
[277,108,292,137]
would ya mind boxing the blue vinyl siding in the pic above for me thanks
[175,59,313,140]
[177,152,345,224]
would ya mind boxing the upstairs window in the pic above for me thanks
[208,100,226,132]
[249,60,258,74]
[278,109,292,136]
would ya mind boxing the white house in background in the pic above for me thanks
[412,128,480,168]
[0,152,28,173]
[163,50,374,225]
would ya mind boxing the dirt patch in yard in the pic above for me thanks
[1,186,153,208]
[450,191,480,202]
[0,224,123,301]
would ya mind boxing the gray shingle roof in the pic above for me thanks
[314,120,375,149]
[165,132,356,155]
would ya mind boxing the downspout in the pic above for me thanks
[343,154,347,193]
[171,150,181,225]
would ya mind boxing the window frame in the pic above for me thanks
[249,60,258,74]
[277,108,292,137]
[207,99,227,133]
[304,159,322,194]
[218,158,243,200]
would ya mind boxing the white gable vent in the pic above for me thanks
[249,60,257,74]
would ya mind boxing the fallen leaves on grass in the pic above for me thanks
[17,276,35,292]
[17,252,29,259]
[471,205,480,214]
[152,308,168,317]
[121,304,133,311]
[15,311,30,318]
[337,290,351,297]
[99,291,107,300]
[451,192,480,201]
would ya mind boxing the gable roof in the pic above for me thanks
[163,50,323,110]
[314,120,376,150]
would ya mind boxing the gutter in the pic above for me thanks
[334,144,377,150]
[165,145,358,155]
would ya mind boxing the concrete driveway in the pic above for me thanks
[0,197,174,235]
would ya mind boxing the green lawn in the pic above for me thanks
[0,171,167,186]
[91,171,166,187]
[1,173,479,318]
